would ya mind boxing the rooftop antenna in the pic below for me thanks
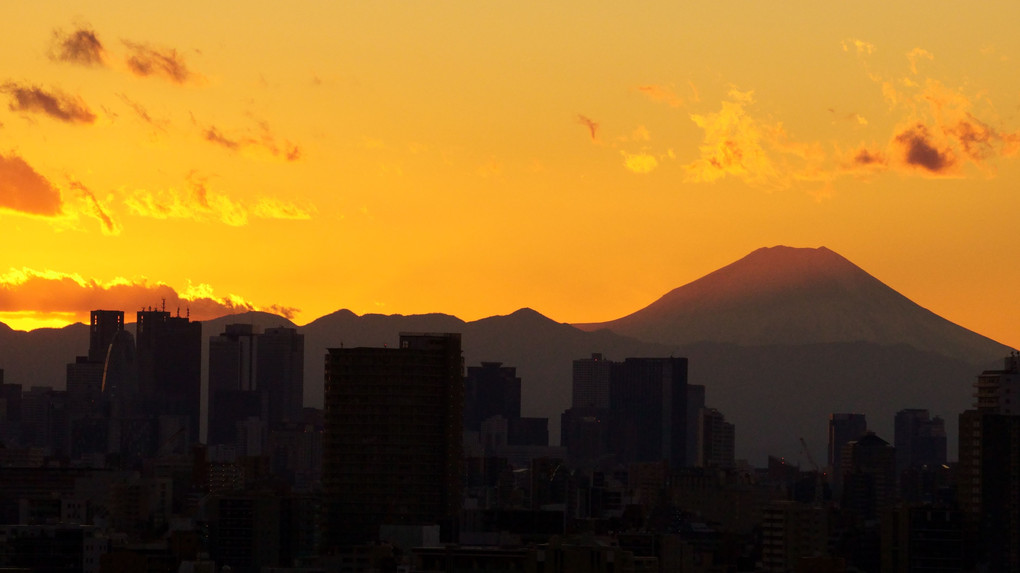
[161,298,166,312]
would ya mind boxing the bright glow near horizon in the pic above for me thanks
[1,2,1019,347]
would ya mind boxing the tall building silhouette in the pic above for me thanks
[209,324,261,446]
[893,408,946,475]
[136,309,201,450]
[697,407,735,469]
[572,353,611,409]
[463,362,521,431]
[321,333,463,551]
[958,353,1020,571]
[257,326,304,430]
[608,357,688,468]
[562,355,689,469]
[828,413,867,494]
[88,310,124,363]
[208,324,304,447]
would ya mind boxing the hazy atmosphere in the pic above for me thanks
[1,2,1019,351]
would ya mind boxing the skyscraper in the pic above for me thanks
[828,412,867,493]
[321,333,463,551]
[257,326,304,429]
[893,408,946,475]
[208,324,305,446]
[136,309,202,450]
[958,353,1020,571]
[463,362,521,431]
[88,310,124,363]
[572,353,612,410]
[208,324,261,446]
[697,407,735,469]
[609,357,688,468]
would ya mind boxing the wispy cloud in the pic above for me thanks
[1,82,96,124]
[577,114,599,142]
[69,181,121,235]
[122,40,195,84]
[842,38,875,56]
[125,172,313,225]
[202,120,301,161]
[621,151,659,174]
[907,48,934,75]
[118,93,167,131]
[0,268,298,323]
[637,84,685,108]
[0,153,64,216]
[50,26,105,67]
[252,197,314,220]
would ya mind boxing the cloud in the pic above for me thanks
[125,173,313,225]
[202,121,302,161]
[252,197,314,220]
[577,114,599,141]
[894,124,957,174]
[1,83,96,124]
[842,38,875,55]
[0,153,64,216]
[50,26,106,67]
[122,41,195,84]
[907,48,933,75]
[849,147,887,168]
[637,85,685,108]
[69,181,121,235]
[621,151,658,174]
[118,94,167,131]
[684,89,783,185]
[0,268,298,324]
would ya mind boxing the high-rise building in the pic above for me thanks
[893,409,946,475]
[840,432,896,520]
[136,309,201,450]
[209,324,261,446]
[258,326,304,429]
[562,355,689,469]
[697,407,735,469]
[208,324,305,447]
[958,353,1020,572]
[463,362,521,431]
[608,357,688,468]
[88,310,124,363]
[686,385,706,467]
[321,333,463,551]
[572,353,611,409]
[828,412,867,494]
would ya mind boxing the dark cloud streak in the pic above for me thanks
[123,41,194,83]
[50,27,105,67]
[577,114,598,141]
[2,83,96,124]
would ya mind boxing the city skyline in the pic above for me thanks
[2,2,1020,351]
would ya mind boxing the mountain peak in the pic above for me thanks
[577,246,1010,362]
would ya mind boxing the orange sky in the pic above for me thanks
[2,2,1019,349]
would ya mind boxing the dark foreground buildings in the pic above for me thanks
[321,333,464,552]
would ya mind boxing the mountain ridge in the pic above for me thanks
[0,246,1012,463]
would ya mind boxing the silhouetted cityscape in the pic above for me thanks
[0,303,1018,572]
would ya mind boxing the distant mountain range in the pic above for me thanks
[0,246,1012,465]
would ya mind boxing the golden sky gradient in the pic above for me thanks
[2,2,1019,349]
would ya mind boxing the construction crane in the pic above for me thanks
[799,437,824,506]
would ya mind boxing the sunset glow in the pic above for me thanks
[3,2,1019,348]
